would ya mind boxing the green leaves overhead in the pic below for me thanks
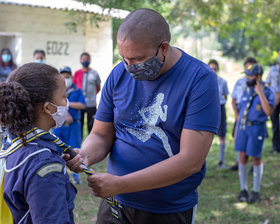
[73,0,280,64]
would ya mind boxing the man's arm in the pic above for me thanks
[65,120,115,171]
[87,129,214,198]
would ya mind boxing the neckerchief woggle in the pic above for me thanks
[0,127,121,219]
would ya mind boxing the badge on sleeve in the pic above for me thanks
[37,163,63,177]
[256,104,261,111]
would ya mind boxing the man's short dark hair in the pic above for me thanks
[80,52,91,59]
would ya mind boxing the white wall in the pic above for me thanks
[0,4,113,87]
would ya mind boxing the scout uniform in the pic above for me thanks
[0,128,76,224]
[235,64,274,203]
[53,66,85,184]
[266,64,280,152]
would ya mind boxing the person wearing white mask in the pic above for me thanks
[0,63,76,223]
[52,66,86,184]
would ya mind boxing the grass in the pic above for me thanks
[73,121,280,224]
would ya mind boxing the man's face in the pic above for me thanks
[118,39,159,66]
[80,54,90,63]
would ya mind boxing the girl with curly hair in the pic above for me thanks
[0,63,76,223]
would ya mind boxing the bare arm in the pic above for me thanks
[69,102,85,110]
[65,120,115,171]
[87,129,214,198]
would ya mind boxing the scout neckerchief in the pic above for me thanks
[240,87,257,130]
[66,85,76,98]
[0,127,90,176]
[0,127,121,219]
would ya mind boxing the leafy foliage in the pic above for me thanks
[72,0,280,65]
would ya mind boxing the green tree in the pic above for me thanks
[72,0,280,65]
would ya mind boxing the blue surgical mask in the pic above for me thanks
[278,56,280,63]
[2,54,12,63]
[34,59,45,64]
[123,44,165,81]
[81,61,90,68]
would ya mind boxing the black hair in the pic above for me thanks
[33,49,46,57]
[243,57,257,66]
[208,59,219,71]
[0,63,59,144]
[80,52,91,59]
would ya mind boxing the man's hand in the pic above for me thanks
[87,172,121,198]
[63,148,88,173]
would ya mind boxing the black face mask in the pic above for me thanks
[246,79,257,87]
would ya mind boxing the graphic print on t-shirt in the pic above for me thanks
[126,93,173,157]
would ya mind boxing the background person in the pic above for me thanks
[0,48,17,82]
[208,59,229,169]
[53,66,86,184]
[73,52,101,138]
[235,64,274,203]
[229,57,257,171]
[33,49,46,64]
[266,49,280,153]
[66,8,220,224]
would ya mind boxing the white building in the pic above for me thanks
[0,0,128,84]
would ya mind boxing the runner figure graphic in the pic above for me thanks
[126,93,173,157]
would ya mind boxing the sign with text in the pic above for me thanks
[46,41,69,55]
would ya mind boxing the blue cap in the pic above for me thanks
[244,64,263,76]
[59,66,72,75]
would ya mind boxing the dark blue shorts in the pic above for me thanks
[234,122,266,157]
[217,104,227,138]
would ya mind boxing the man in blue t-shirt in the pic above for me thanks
[66,8,220,224]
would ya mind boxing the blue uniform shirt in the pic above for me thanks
[232,77,247,104]
[3,138,76,224]
[52,84,85,148]
[67,84,86,120]
[217,76,229,105]
[238,85,275,123]
[266,64,280,93]
[95,50,220,213]
[0,65,13,82]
